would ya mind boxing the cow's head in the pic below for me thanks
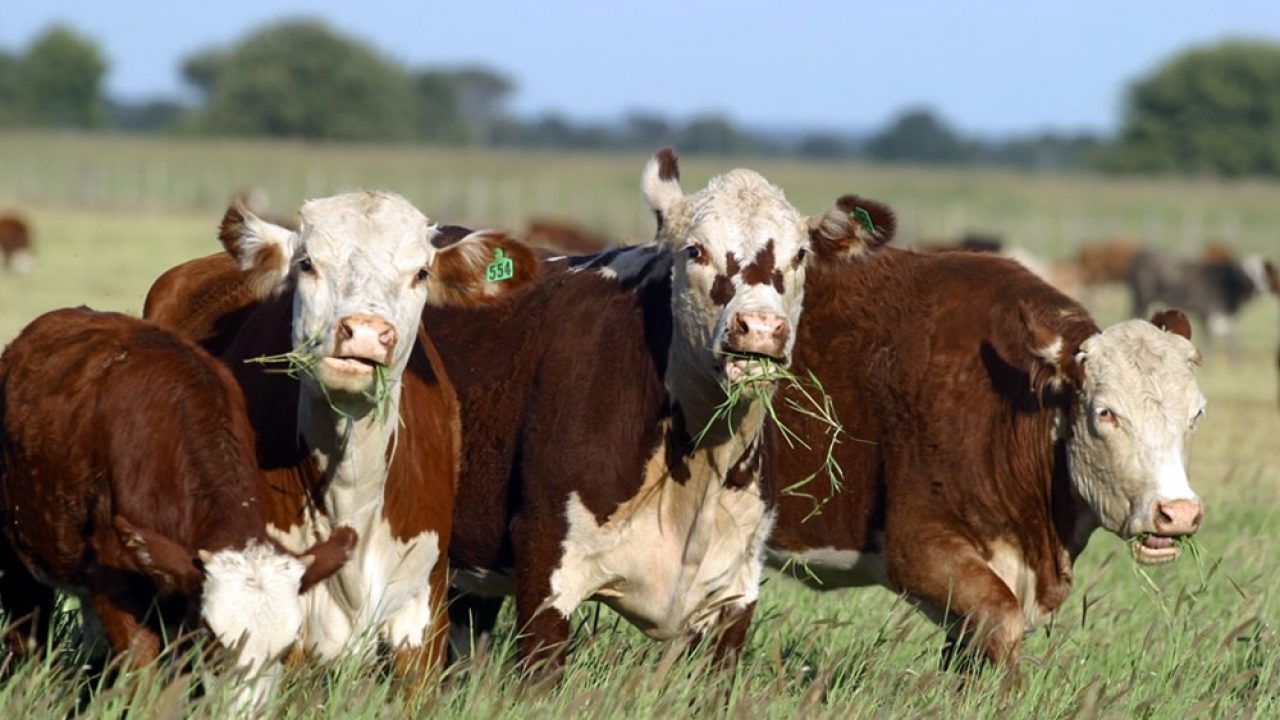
[643,148,894,388]
[220,191,534,418]
[1026,309,1205,564]
[113,517,356,709]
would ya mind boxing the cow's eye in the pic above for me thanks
[795,248,808,264]
[416,268,431,283]
[685,244,702,261]
[298,257,315,274]
[1094,406,1117,423]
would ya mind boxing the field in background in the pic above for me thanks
[0,133,1278,717]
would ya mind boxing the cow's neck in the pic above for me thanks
[665,338,771,476]
[297,388,402,530]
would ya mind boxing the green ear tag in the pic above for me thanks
[850,206,877,235]
[486,248,515,283]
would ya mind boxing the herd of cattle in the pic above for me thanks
[0,147,1265,710]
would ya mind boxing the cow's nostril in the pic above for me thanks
[379,328,397,348]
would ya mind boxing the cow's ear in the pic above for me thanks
[427,229,541,308]
[112,516,203,595]
[219,198,296,299]
[808,195,896,263]
[641,147,684,237]
[1019,302,1085,396]
[296,526,358,593]
[1150,309,1192,340]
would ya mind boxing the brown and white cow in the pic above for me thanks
[426,149,895,668]
[0,214,34,274]
[765,248,1206,666]
[0,308,354,708]
[146,191,540,685]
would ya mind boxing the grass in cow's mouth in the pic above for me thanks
[245,337,397,423]
[697,352,868,523]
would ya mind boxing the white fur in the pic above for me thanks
[985,540,1056,632]
[641,155,684,215]
[765,545,888,588]
[7,248,35,274]
[1065,319,1206,539]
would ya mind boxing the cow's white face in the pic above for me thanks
[1064,319,1206,564]
[642,149,894,389]
[220,191,436,416]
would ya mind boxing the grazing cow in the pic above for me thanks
[1128,247,1275,357]
[525,218,612,254]
[0,308,354,708]
[765,248,1207,667]
[144,191,539,688]
[0,214,34,274]
[1076,236,1144,287]
[426,148,895,669]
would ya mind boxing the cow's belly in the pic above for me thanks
[548,489,774,640]
[268,515,441,656]
[764,545,888,589]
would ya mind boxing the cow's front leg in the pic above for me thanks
[512,513,580,678]
[386,562,450,696]
[885,527,1025,668]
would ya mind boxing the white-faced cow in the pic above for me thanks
[425,148,895,668]
[0,308,354,709]
[144,191,540,686]
[765,247,1207,666]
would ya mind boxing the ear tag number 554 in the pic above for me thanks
[486,248,514,283]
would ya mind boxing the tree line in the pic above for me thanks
[3,20,1279,177]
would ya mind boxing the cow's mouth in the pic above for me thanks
[722,351,784,384]
[1131,533,1183,564]
[320,356,381,377]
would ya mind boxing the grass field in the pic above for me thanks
[0,134,1278,718]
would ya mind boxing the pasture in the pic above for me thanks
[1,134,1278,718]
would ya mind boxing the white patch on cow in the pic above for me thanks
[764,546,887,588]
[985,541,1052,633]
[1034,337,1063,366]
[1065,319,1206,540]
[544,415,774,640]
[1206,312,1233,340]
[570,244,671,287]
[1241,255,1270,294]
[7,248,35,274]
[200,542,310,710]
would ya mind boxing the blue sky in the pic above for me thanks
[2,1,1278,136]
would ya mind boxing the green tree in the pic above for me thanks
[864,107,972,165]
[1105,40,1280,176]
[412,70,468,143]
[182,19,424,142]
[12,25,107,128]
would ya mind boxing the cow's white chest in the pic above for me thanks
[986,541,1053,632]
[546,452,774,640]
[764,544,888,589]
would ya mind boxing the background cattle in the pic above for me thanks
[144,191,541,689]
[0,214,34,274]
[1128,246,1276,358]
[524,218,612,254]
[766,248,1206,666]
[0,308,353,709]
[427,148,895,670]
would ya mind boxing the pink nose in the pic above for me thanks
[1153,499,1203,535]
[725,311,789,359]
[334,314,397,365]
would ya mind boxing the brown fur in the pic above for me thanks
[1076,236,1144,286]
[768,248,1102,666]
[0,309,349,662]
[525,219,611,254]
[143,252,260,356]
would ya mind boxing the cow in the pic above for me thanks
[1076,236,1144,287]
[525,218,612,254]
[424,148,896,670]
[764,247,1207,668]
[0,214,34,274]
[0,308,355,709]
[143,191,540,689]
[1128,246,1276,359]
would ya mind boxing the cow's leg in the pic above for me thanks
[447,591,505,661]
[885,528,1024,667]
[511,515,574,677]
[386,561,449,696]
[0,535,54,657]
[91,589,162,666]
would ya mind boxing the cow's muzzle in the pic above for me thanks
[1131,498,1203,564]
[720,311,790,383]
[318,314,397,389]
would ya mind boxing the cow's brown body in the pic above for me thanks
[767,248,1104,664]
[0,309,347,664]
[525,218,611,254]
